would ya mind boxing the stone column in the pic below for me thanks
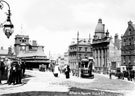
[101,49,104,73]
[96,49,98,70]
[98,49,100,72]
[100,49,102,68]
[94,49,97,68]
[106,48,108,72]
[104,49,106,72]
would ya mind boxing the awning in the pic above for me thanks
[26,60,50,63]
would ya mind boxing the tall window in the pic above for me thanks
[79,47,82,51]
[129,56,131,64]
[129,29,131,35]
[129,38,131,45]
[85,47,87,52]
[123,56,126,65]
[123,38,126,46]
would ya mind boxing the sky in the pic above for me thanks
[0,0,135,58]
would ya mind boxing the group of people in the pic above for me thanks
[0,58,26,85]
[53,64,70,79]
[109,69,135,81]
[39,64,47,72]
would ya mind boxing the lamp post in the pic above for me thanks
[0,0,14,38]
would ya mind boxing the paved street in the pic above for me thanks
[0,69,135,96]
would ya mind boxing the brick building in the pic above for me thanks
[121,21,135,71]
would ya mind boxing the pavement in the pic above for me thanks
[0,70,95,95]
[0,69,135,96]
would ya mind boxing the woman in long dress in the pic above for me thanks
[65,65,70,79]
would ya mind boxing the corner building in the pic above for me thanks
[68,33,92,76]
[92,19,121,74]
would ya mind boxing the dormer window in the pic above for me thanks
[129,38,131,45]
[124,39,126,42]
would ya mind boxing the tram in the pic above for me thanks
[80,57,94,78]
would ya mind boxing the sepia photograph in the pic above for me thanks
[0,0,135,96]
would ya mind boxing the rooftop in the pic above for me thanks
[95,19,105,33]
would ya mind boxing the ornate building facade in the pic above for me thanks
[92,19,121,73]
[121,21,135,71]
[68,32,92,76]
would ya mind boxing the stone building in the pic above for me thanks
[92,19,121,74]
[14,34,49,68]
[68,32,92,76]
[121,21,135,71]
[14,35,30,55]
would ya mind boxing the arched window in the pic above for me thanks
[129,38,131,45]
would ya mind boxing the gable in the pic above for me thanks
[124,24,135,37]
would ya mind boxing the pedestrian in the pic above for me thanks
[0,59,5,84]
[109,70,112,79]
[21,61,26,77]
[130,70,134,81]
[16,59,22,84]
[127,70,131,81]
[65,65,70,79]
[4,58,12,84]
[8,62,16,85]
[41,64,44,71]
[53,64,59,77]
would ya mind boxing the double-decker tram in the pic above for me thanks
[80,57,94,79]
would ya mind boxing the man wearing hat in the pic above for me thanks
[4,58,12,84]
[0,59,5,84]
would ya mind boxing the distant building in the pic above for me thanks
[57,52,69,66]
[0,46,14,60]
[14,34,49,69]
[92,19,121,74]
[121,21,135,71]
[64,52,69,65]
[57,56,64,65]
[68,32,92,76]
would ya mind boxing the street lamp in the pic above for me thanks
[0,0,14,38]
